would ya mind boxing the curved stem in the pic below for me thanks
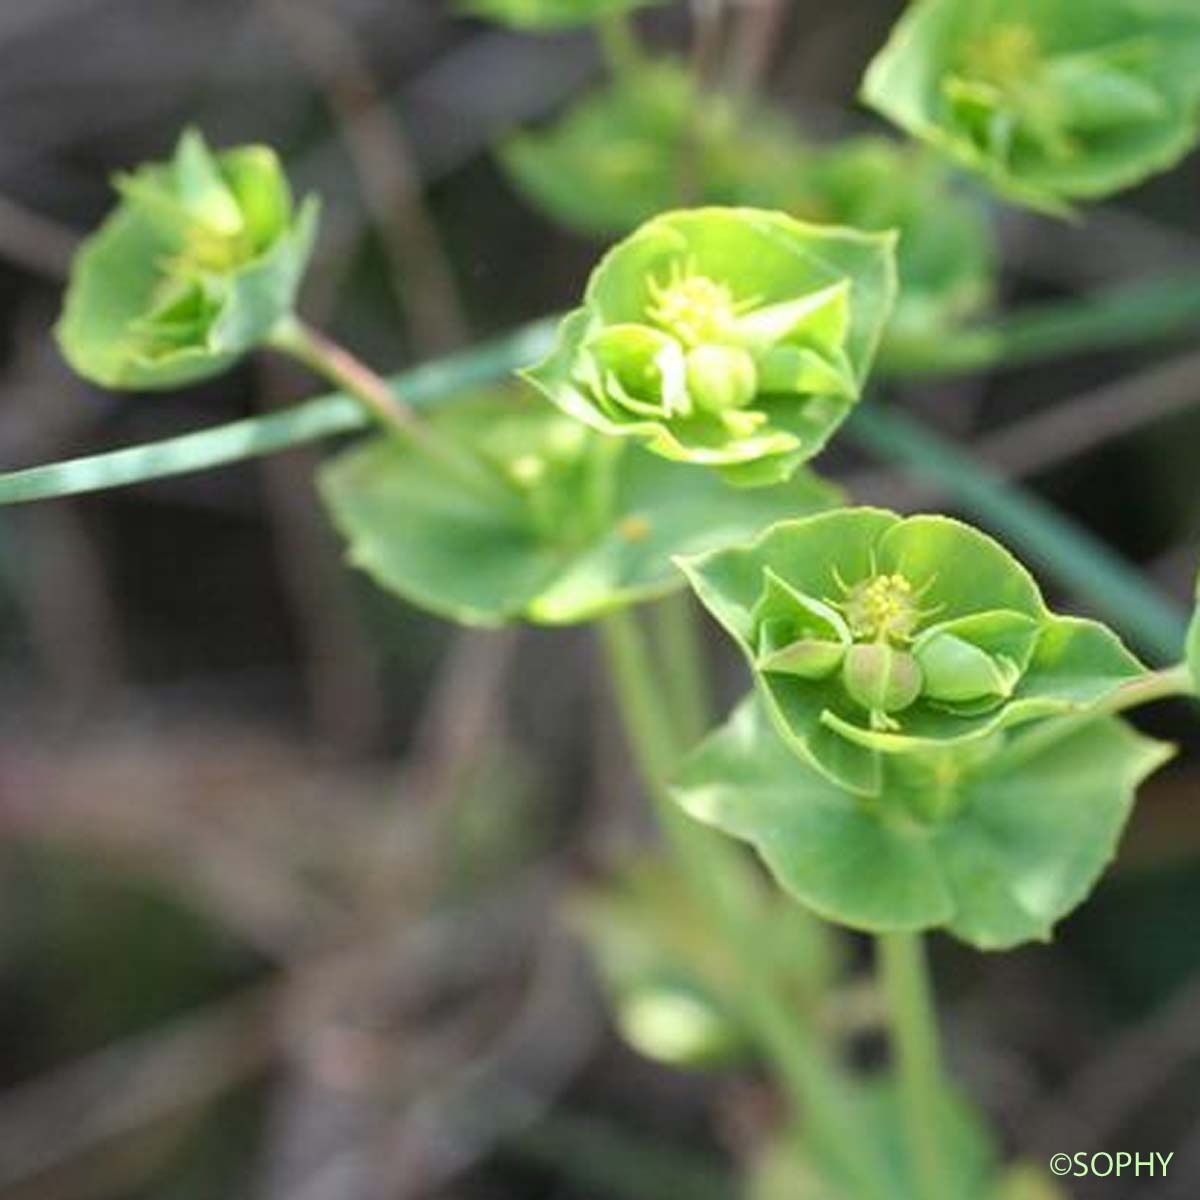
[1006,663,1194,766]
[267,315,518,510]
[878,932,953,1200]
[1094,662,1194,715]
[598,610,893,1200]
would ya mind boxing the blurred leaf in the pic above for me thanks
[861,0,1200,212]
[793,137,996,362]
[673,696,1173,948]
[319,388,839,627]
[500,60,812,236]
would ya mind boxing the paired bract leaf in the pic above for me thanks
[674,697,1172,948]
[459,0,660,30]
[862,0,1200,213]
[525,208,897,485]
[319,388,839,627]
[679,508,1148,795]
[57,129,317,390]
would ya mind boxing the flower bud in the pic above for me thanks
[915,631,1018,705]
[685,344,758,413]
[842,643,923,717]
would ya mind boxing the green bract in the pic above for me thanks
[861,0,1200,213]
[525,209,897,486]
[57,129,318,390]
[679,509,1148,795]
[319,388,838,627]
[792,138,995,363]
[460,0,659,30]
[674,698,1172,948]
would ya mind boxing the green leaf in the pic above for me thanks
[679,509,1149,795]
[861,0,1200,213]
[524,208,897,483]
[674,697,1173,948]
[56,129,317,390]
[319,388,839,627]
[459,0,661,29]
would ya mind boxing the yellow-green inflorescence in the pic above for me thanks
[524,208,897,483]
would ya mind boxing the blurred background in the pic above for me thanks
[0,1,1199,1197]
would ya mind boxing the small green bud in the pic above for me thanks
[684,344,758,413]
[915,630,1018,705]
[842,643,923,718]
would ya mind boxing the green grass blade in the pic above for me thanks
[0,317,557,505]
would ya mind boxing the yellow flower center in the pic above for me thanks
[841,573,924,643]
[646,261,742,346]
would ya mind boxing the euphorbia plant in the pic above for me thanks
[5,0,1200,1196]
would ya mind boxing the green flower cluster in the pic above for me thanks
[526,208,896,486]
[862,0,1200,212]
[57,129,317,389]
[681,508,1148,795]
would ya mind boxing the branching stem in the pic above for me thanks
[267,315,517,510]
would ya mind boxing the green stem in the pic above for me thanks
[598,610,893,1200]
[597,12,645,78]
[652,591,711,748]
[877,932,953,1200]
[884,274,1200,377]
[267,315,517,511]
[1006,663,1194,766]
